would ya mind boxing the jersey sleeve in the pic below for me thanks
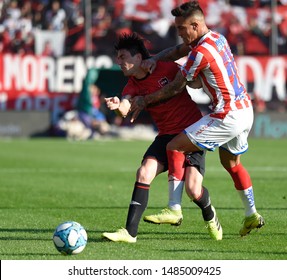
[180,50,207,81]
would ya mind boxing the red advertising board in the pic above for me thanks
[0,54,114,123]
[0,54,286,112]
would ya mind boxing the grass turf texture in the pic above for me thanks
[0,138,286,260]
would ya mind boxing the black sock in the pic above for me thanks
[193,186,214,221]
[126,182,150,237]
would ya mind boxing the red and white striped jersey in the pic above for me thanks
[181,30,252,119]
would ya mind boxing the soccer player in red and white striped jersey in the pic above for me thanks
[131,1,265,237]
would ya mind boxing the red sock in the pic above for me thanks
[167,150,185,181]
[225,163,252,190]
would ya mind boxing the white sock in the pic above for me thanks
[237,186,257,217]
[168,180,184,211]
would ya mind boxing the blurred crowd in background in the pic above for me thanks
[0,0,286,139]
[0,0,287,59]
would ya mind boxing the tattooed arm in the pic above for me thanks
[130,71,187,122]
[152,44,190,61]
[141,44,190,73]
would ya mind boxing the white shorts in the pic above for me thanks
[184,107,254,155]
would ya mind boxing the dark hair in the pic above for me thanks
[114,33,150,59]
[171,1,204,18]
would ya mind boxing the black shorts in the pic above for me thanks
[143,134,206,176]
[185,150,206,176]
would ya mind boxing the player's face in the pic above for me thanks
[175,16,198,46]
[117,49,141,77]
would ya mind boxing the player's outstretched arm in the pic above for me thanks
[130,70,187,122]
[105,96,131,118]
[145,70,187,105]
[152,43,190,62]
[141,44,190,74]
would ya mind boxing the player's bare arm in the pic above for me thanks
[105,96,131,118]
[187,76,202,89]
[145,71,187,104]
[153,44,190,62]
[141,44,190,73]
[130,71,187,122]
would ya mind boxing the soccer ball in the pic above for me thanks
[53,221,88,255]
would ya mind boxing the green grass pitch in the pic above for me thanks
[0,137,286,260]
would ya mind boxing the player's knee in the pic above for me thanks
[219,149,240,169]
[136,166,154,183]
[221,161,240,171]
[185,184,201,200]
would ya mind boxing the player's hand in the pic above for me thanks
[141,58,156,74]
[130,96,146,123]
[105,96,120,110]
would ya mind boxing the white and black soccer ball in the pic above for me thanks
[53,221,88,255]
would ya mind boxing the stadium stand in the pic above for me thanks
[0,0,287,57]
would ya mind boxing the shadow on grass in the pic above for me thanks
[0,228,103,241]
[0,253,59,257]
[1,206,286,210]
[163,248,287,257]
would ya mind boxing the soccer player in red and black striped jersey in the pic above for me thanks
[131,1,265,237]
[102,32,222,243]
